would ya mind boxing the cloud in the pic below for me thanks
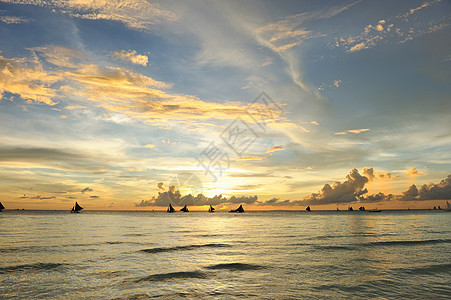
[256,1,360,53]
[0,54,59,105]
[266,146,284,154]
[1,0,178,30]
[302,168,369,205]
[406,168,421,176]
[65,105,86,110]
[111,50,149,66]
[19,195,56,200]
[335,128,370,135]
[135,182,258,207]
[417,175,451,200]
[235,156,264,161]
[0,147,110,172]
[401,0,442,19]
[3,47,287,128]
[81,187,93,193]
[89,195,99,198]
[0,15,30,24]
[362,167,394,180]
[334,0,446,53]
[143,144,155,149]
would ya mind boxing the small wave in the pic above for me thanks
[397,263,451,275]
[123,233,146,237]
[205,262,266,271]
[312,245,356,251]
[0,263,64,274]
[364,239,451,247]
[140,243,230,254]
[106,241,124,244]
[134,271,208,283]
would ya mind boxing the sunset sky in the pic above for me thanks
[0,0,450,210]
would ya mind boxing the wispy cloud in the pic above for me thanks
[0,15,30,24]
[335,128,369,135]
[333,0,448,53]
[266,146,284,154]
[0,0,178,30]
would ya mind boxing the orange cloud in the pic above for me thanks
[335,128,370,135]
[0,54,59,105]
[266,146,284,154]
[406,168,421,176]
[236,156,264,161]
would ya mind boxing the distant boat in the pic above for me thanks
[208,205,215,212]
[445,201,451,212]
[180,205,189,212]
[167,203,176,213]
[359,206,365,211]
[368,208,382,212]
[0,201,4,212]
[336,207,340,211]
[306,206,311,211]
[70,202,83,213]
[348,206,353,211]
[230,204,244,213]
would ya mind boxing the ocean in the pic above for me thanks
[0,210,450,299]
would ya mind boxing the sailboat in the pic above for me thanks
[230,204,244,213]
[306,206,311,211]
[208,205,215,212]
[0,201,4,212]
[167,203,176,213]
[180,205,189,212]
[359,206,365,211]
[70,202,83,213]
[445,201,451,212]
[368,207,382,212]
[348,206,353,211]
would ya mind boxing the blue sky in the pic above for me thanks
[0,0,450,210]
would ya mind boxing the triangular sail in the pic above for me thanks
[230,204,244,213]
[209,205,215,212]
[0,202,5,210]
[180,205,189,212]
[74,202,83,212]
[167,203,175,213]
[306,206,311,211]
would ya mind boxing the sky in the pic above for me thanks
[0,0,450,210]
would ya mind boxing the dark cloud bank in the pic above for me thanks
[136,170,451,207]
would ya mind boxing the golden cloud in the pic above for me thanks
[1,47,287,129]
[0,54,59,105]
[111,50,149,66]
[266,146,284,154]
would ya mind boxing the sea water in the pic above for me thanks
[0,210,450,299]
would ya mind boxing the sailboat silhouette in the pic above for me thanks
[180,205,189,212]
[208,205,215,212]
[71,202,83,213]
[0,201,5,212]
[167,203,176,213]
[230,204,244,213]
